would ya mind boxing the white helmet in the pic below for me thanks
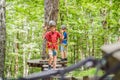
[49,20,56,27]
[61,25,66,30]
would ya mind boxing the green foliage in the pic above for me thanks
[59,0,120,60]
[5,0,120,78]
[5,0,44,78]
[69,68,103,78]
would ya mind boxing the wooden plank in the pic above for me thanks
[51,75,76,80]
[43,68,49,71]
[27,59,67,64]
[43,68,64,71]
[39,59,63,62]
[27,59,67,63]
[42,64,62,68]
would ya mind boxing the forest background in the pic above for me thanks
[5,0,120,78]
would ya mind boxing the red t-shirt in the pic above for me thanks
[45,31,61,49]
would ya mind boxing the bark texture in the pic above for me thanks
[0,0,6,77]
[42,0,59,59]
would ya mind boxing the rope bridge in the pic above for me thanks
[21,57,97,80]
[2,42,120,80]
[21,42,120,80]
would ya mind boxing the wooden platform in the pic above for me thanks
[27,59,67,67]
[26,59,98,80]
[27,59,68,80]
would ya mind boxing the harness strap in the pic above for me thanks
[63,39,67,40]
[47,42,58,44]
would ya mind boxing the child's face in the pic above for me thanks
[50,26,56,32]
[61,29,66,32]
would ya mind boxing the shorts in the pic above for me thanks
[60,43,67,52]
[48,49,57,56]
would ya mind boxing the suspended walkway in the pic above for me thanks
[27,59,67,71]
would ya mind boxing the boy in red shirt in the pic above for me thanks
[44,20,62,69]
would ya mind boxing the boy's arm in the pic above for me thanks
[59,31,64,39]
[60,30,65,39]
[61,34,64,39]
[44,32,49,40]
[57,32,63,44]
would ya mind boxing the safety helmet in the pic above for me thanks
[49,20,56,27]
[61,25,66,30]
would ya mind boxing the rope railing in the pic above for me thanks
[2,56,119,80]
[2,42,120,80]
[21,57,96,80]
[20,42,120,80]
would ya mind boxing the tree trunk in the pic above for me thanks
[0,0,6,78]
[91,19,95,56]
[14,33,19,78]
[44,0,59,26]
[100,8,108,44]
[42,0,59,59]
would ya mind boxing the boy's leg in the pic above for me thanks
[64,51,67,61]
[53,55,57,69]
[61,51,64,60]
[53,50,57,69]
[60,45,65,61]
[48,49,53,69]
[61,44,68,61]
[63,44,67,61]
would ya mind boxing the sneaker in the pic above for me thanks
[48,65,52,70]
[64,58,67,61]
[61,58,64,62]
